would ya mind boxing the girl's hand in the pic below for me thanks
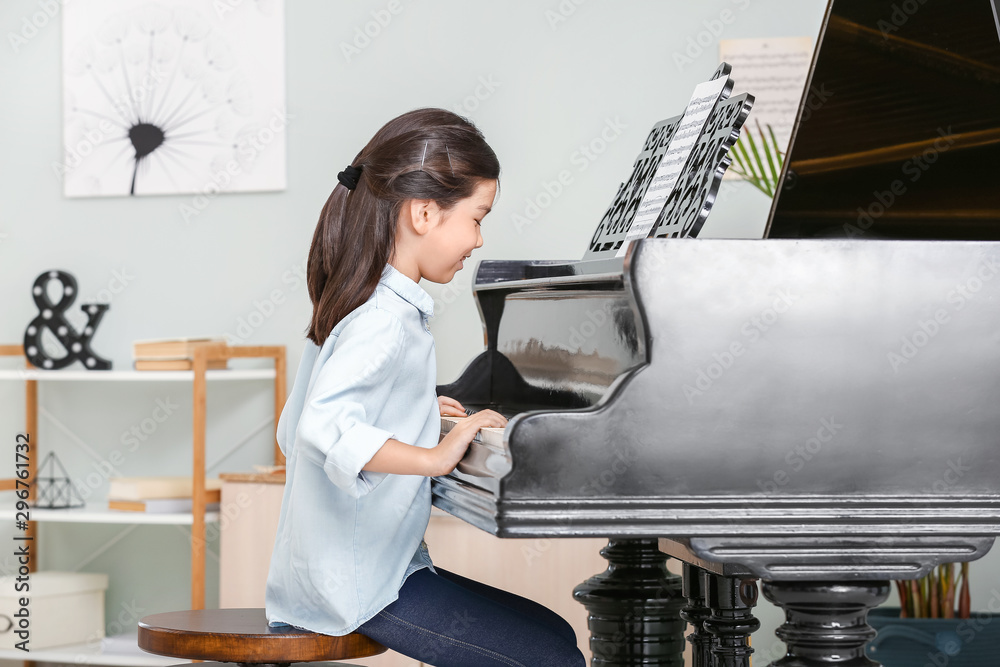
[437,395,466,417]
[427,410,508,477]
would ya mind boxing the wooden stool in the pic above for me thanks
[138,608,386,666]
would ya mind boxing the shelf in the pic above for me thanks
[0,503,220,525]
[0,342,286,610]
[0,368,276,381]
[0,631,184,666]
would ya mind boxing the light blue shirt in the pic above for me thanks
[265,264,438,635]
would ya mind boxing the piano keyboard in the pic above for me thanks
[439,416,511,478]
[440,415,505,450]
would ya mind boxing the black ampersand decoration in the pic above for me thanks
[23,270,112,370]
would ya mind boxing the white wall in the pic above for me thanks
[4,0,998,664]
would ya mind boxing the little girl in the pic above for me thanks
[265,108,586,667]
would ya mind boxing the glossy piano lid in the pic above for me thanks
[766,0,1000,239]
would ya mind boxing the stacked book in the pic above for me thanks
[132,336,227,371]
[108,476,222,513]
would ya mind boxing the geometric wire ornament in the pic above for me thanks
[32,451,86,509]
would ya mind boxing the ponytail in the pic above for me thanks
[305,108,500,346]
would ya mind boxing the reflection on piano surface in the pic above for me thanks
[432,1,1000,665]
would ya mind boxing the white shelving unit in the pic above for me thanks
[0,632,184,666]
[0,368,275,382]
[0,503,220,525]
[0,343,287,667]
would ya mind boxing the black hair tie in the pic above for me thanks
[337,164,362,191]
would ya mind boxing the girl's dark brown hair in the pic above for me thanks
[306,108,500,346]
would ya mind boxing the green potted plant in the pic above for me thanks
[728,120,785,197]
[894,563,972,620]
[864,564,1000,666]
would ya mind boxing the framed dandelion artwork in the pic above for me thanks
[60,0,286,198]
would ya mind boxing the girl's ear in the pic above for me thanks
[408,198,441,236]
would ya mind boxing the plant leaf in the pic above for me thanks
[756,120,779,196]
[745,128,771,197]
[734,137,760,182]
[959,563,971,618]
[730,141,772,197]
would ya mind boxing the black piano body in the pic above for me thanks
[435,237,1000,577]
[433,0,1000,664]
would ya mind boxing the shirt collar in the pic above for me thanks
[381,264,435,319]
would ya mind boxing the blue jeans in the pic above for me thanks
[357,566,587,667]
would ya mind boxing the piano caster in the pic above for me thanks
[572,538,686,666]
[762,580,890,667]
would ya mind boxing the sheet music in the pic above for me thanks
[615,75,730,257]
[583,115,683,259]
[718,37,812,173]
[650,93,753,240]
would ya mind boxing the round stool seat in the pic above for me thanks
[164,663,366,667]
[138,609,386,664]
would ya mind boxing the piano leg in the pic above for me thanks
[680,564,714,667]
[573,538,686,666]
[762,580,890,666]
[704,573,760,667]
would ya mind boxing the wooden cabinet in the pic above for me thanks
[219,474,609,665]
[218,472,286,607]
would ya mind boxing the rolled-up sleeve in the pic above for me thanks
[294,308,406,497]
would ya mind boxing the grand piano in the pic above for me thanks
[433,1,1000,665]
